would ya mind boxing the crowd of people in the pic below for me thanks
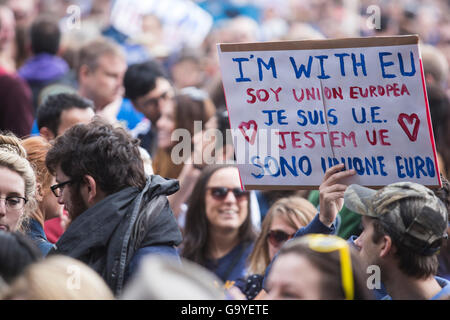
[0,0,449,300]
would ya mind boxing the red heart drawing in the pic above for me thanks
[397,113,420,141]
[238,120,258,145]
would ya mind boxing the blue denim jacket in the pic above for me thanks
[26,218,55,256]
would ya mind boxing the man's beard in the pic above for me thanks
[68,187,89,223]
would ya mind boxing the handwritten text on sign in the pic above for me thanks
[217,36,440,189]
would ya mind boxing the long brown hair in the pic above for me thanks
[181,164,256,266]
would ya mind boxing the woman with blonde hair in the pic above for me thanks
[1,255,114,300]
[22,136,64,255]
[0,133,36,233]
[237,196,316,299]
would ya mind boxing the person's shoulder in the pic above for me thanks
[243,240,254,254]
[25,219,43,235]
[137,245,179,256]
[435,276,450,285]
[129,245,180,274]
[434,276,450,294]
[230,240,254,257]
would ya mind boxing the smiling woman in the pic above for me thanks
[0,133,36,233]
[181,164,257,285]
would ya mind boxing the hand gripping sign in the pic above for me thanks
[217,35,441,190]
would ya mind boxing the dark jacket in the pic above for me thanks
[49,175,183,295]
[18,53,68,83]
[204,240,254,284]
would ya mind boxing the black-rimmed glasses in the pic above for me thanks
[0,196,27,210]
[50,179,75,197]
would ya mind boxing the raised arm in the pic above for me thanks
[261,163,356,294]
[318,163,356,227]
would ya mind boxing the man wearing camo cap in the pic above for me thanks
[261,164,449,299]
[345,181,450,300]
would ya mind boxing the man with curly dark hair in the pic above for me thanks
[45,119,182,296]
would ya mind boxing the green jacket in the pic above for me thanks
[308,190,362,239]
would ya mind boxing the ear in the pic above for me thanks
[424,73,435,85]
[82,175,98,206]
[78,64,91,82]
[379,235,393,258]
[131,99,144,113]
[35,183,44,202]
[221,144,235,161]
[39,127,56,141]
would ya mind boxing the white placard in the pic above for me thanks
[110,0,213,49]
[217,36,441,189]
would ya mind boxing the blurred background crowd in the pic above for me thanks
[1,0,450,167]
[0,0,449,301]
[1,0,450,91]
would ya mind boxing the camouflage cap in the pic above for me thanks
[344,182,448,255]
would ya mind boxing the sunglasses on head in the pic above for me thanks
[301,234,355,300]
[267,230,295,247]
[207,187,249,201]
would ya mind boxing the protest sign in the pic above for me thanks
[110,0,212,49]
[217,35,441,189]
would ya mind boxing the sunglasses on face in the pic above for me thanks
[267,230,295,247]
[207,187,249,201]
